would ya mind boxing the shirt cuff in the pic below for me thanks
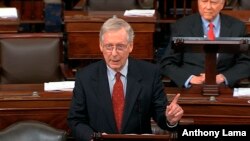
[184,75,193,88]
[166,122,178,128]
[224,76,228,85]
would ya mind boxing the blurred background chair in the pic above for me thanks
[0,33,65,84]
[0,120,67,141]
[224,0,250,10]
[238,0,250,9]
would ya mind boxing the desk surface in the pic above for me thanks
[165,85,250,125]
[0,84,72,100]
[64,11,157,23]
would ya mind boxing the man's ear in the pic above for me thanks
[129,43,133,53]
[100,42,104,52]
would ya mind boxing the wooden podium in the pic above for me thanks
[92,133,176,141]
[172,37,250,96]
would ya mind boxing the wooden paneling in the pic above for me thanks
[10,0,44,23]
[0,23,19,33]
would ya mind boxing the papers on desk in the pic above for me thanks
[124,9,155,17]
[233,88,250,97]
[44,81,75,91]
[0,8,18,19]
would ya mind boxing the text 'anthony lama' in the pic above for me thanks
[182,129,246,138]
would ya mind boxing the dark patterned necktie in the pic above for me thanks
[112,72,125,132]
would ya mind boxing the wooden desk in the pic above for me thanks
[64,11,156,60]
[0,84,72,131]
[0,9,19,33]
[1,83,249,135]
[93,134,173,141]
[165,85,250,125]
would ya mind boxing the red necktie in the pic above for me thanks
[112,72,125,132]
[208,22,215,40]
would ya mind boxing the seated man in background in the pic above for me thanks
[160,0,250,88]
[68,17,183,141]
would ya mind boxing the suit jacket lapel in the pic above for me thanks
[189,14,205,60]
[191,13,204,37]
[219,14,232,37]
[121,58,142,132]
[93,61,117,132]
[94,59,143,132]
[218,14,232,63]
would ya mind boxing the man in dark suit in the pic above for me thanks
[160,0,250,88]
[67,17,184,141]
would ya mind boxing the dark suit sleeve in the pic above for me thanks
[67,71,94,141]
[160,18,202,87]
[160,38,184,87]
[220,21,250,86]
[151,64,178,131]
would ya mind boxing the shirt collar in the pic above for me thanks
[107,59,128,80]
[201,14,220,30]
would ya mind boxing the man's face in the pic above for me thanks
[198,0,225,21]
[100,28,133,72]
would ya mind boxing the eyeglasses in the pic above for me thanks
[102,43,128,52]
